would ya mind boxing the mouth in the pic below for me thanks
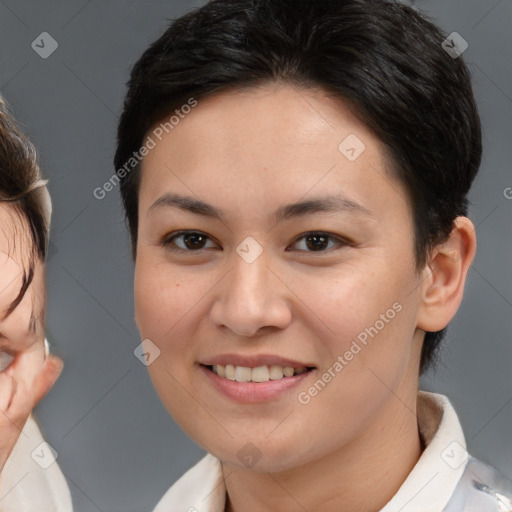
[201,363,316,383]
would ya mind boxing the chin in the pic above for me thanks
[204,434,314,473]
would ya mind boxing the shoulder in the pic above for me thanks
[443,456,512,511]
[0,413,73,511]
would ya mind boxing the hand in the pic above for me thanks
[0,345,64,472]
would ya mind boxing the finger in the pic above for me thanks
[4,335,46,390]
[30,354,63,406]
[2,371,31,425]
[3,349,58,417]
[5,355,62,423]
[0,371,15,412]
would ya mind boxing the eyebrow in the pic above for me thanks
[147,192,372,223]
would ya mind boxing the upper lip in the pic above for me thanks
[200,354,316,368]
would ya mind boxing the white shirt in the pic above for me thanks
[0,413,73,512]
[153,391,512,512]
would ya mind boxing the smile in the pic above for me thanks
[206,363,313,382]
[199,363,316,403]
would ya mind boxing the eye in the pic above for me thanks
[161,230,350,254]
[287,232,350,253]
[161,230,218,252]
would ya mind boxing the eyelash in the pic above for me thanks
[160,230,351,255]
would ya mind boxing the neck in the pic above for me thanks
[223,390,423,512]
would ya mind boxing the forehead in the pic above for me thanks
[138,83,410,221]
[0,202,33,263]
[144,83,377,164]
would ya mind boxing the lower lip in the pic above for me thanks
[199,364,315,403]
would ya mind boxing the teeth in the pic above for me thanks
[283,366,294,377]
[251,366,269,382]
[234,366,252,382]
[217,364,226,378]
[225,364,236,380]
[210,364,309,382]
[269,365,283,380]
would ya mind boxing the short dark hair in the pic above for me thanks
[114,0,482,374]
[0,95,49,319]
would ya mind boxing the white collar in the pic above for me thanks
[380,391,468,511]
[153,391,468,512]
[0,414,73,512]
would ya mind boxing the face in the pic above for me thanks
[134,83,427,472]
[0,204,46,367]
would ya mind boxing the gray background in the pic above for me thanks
[0,1,510,510]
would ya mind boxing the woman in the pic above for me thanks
[113,0,512,511]
[0,95,73,511]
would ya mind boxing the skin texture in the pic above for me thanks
[134,83,476,512]
[0,203,63,472]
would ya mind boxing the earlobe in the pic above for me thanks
[417,216,477,332]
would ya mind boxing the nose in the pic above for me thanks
[209,245,292,337]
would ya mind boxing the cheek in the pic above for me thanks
[0,256,46,351]
[134,256,188,337]
[291,265,397,352]
[134,255,208,372]
[134,259,200,423]
[0,251,23,313]
[294,264,417,400]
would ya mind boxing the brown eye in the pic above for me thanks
[162,231,217,252]
[288,232,349,253]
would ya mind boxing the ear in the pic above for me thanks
[416,216,476,332]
